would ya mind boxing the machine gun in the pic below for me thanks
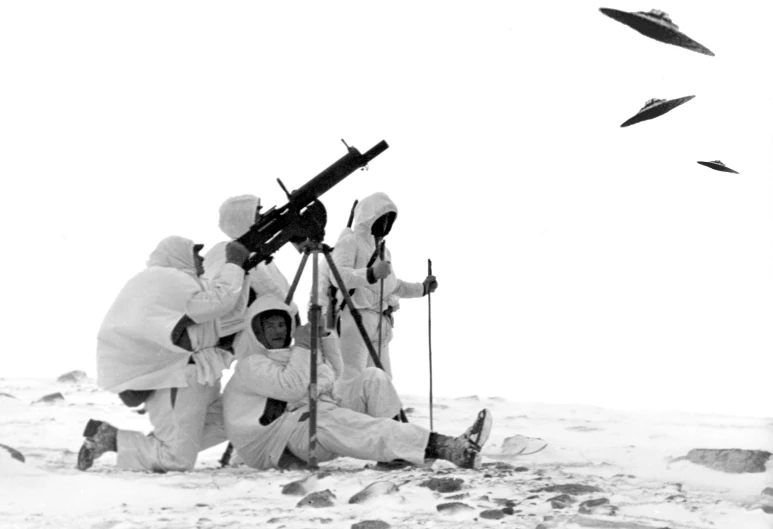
[238,140,389,271]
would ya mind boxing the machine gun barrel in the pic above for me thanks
[238,140,389,271]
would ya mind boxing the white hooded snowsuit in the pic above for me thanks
[222,297,430,470]
[326,192,424,390]
[204,194,299,339]
[97,236,246,472]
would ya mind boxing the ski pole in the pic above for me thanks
[347,199,358,229]
[428,258,434,431]
[376,239,386,359]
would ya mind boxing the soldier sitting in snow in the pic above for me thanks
[77,235,250,472]
[222,296,492,470]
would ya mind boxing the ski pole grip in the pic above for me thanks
[346,199,358,229]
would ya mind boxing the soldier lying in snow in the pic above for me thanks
[222,296,492,470]
[77,235,250,472]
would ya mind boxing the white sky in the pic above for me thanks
[1,1,771,417]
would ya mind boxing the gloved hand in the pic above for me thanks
[225,241,250,266]
[294,322,328,350]
[317,364,336,397]
[423,274,438,296]
[368,259,392,284]
[294,323,312,350]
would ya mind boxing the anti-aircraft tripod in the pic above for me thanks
[283,238,409,470]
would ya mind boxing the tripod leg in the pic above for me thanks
[322,247,409,424]
[285,249,310,305]
[308,250,321,470]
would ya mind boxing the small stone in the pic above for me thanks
[514,466,529,472]
[348,481,398,504]
[283,474,325,496]
[502,507,515,515]
[446,493,470,500]
[482,461,515,471]
[578,497,610,513]
[538,483,602,495]
[682,448,771,474]
[566,425,602,432]
[762,487,773,497]
[548,494,575,509]
[34,392,64,404]
[592,504,619,516]
[56,370,88,384]
[351,521,391,529]
[420,477,464,493]
[479,509,505,520]
[0,444,25,463]
[436,502,474,515]
[296,490,336,508]
[759,505,773,514]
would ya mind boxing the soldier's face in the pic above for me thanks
[259,315,288,349]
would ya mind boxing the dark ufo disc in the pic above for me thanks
[600,8,715,56]
[697,160,740,174]
[620,95,695,128]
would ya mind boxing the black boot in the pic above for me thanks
[76,419,118,471]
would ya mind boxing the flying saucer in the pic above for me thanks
[620,95,695,127]
[697,160,739,174]
[600,8,715,56]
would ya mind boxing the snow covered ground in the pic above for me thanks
[1,375,771,529]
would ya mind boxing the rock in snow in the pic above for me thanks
[348,481,399,504]
[0,443,25,463]
[56,370,88,384]
[673,448,772,474]
[538,483,603,495]
[296,489,336,508]
[351,521,390,529]
[436,502,474,515]
[33,392,65,404]
[420,477,464,493]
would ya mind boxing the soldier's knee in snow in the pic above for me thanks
[160,451,198,472]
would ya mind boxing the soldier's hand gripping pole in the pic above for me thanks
[322,245,409,423]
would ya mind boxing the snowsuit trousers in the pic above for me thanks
[285,368,429,465]
[116,366,226,472]
[338,307,394,392]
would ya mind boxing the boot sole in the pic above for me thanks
[76,443,94,471]
[467,410,493,449]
